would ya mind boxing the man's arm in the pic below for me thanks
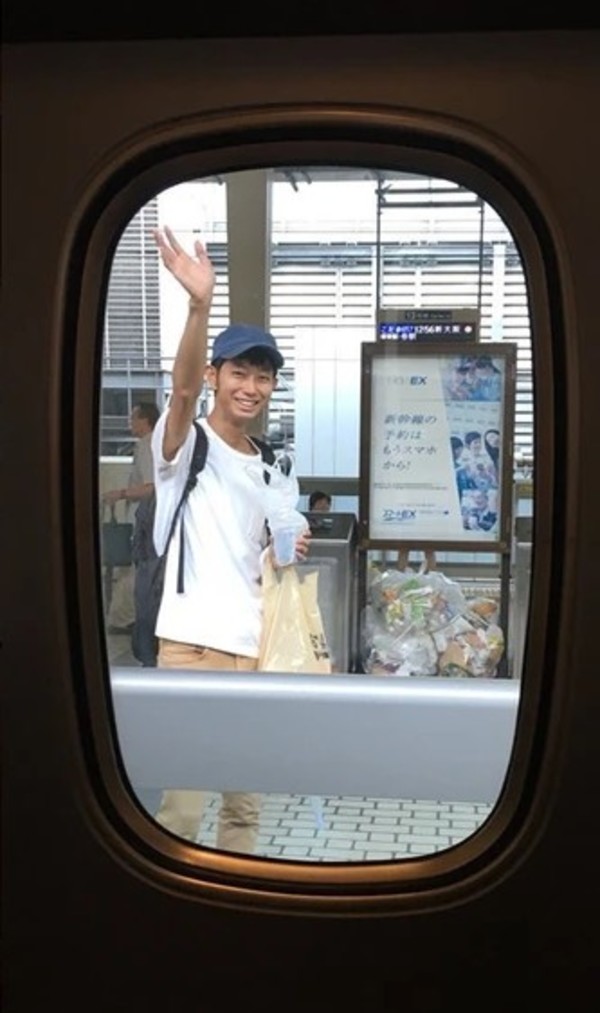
[101,428,156,506]
[154,226,215,461]
[102,482,153,506]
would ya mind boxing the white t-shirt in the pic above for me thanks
[151,413,270,657]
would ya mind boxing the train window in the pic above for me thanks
[98,163,532,867]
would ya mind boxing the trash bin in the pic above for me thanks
[300,512,358,672]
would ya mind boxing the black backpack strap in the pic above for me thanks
[248,436,276,482]
[161,420,207,594]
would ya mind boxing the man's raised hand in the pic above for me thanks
[154,226,215,308]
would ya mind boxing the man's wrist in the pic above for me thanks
[188,296,208,312]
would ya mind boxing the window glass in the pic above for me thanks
[101,167,531,862]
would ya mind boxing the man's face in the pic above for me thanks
[130,408,146,437]
[207,358,276,423]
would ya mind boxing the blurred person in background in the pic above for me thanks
[309,490,332,512]
[102,402,159,658]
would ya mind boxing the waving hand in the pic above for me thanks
[154,226,215,308]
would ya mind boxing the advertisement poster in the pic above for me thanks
[366,348,513,544]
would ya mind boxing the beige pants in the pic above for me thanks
[154,639,261,855]
[106,565,135,627]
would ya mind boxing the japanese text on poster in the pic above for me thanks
[369,352,506,542]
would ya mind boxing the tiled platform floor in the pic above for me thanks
[198,791,492,862]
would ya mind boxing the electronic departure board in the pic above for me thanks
[377,307,479,343]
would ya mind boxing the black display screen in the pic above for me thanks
[378,321,477,342]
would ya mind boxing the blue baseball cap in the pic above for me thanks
[211,323,284,370]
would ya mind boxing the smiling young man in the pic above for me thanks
[149,226,310,853]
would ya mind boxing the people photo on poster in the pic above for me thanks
[361,343,516,547]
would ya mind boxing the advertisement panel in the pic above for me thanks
[359,343,516,551]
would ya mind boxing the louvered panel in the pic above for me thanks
[339,308,375,320]
[272,261,342,274]
[513,349,533,372]
[104,201,161,370]
[417,268,484,281]
[418,287,483,301]
[272,282,339,294]
[271,277,338,293]
[337,292,374,304]
[339,280,375,294]
[380,224,488,245]
[271,284,338,303]
[499,317,531,331]
[272,260,345,272]
[497,317,532,331]
[336,297,375,309]
[338,276,376,320]
[384,270,484,284]
[207,274,231,344]
[379,207,483,231]
[273,314,344,331]
[272,296,342,309]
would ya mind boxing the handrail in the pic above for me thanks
[110,669,520,805]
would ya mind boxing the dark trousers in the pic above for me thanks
[131,557,162,667]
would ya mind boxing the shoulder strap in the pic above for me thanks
[253,436,276,465]
[188,420,209,482]
[162,420,207,594]
[248,436,276,482]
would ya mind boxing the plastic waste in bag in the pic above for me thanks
[361,566,504,677]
